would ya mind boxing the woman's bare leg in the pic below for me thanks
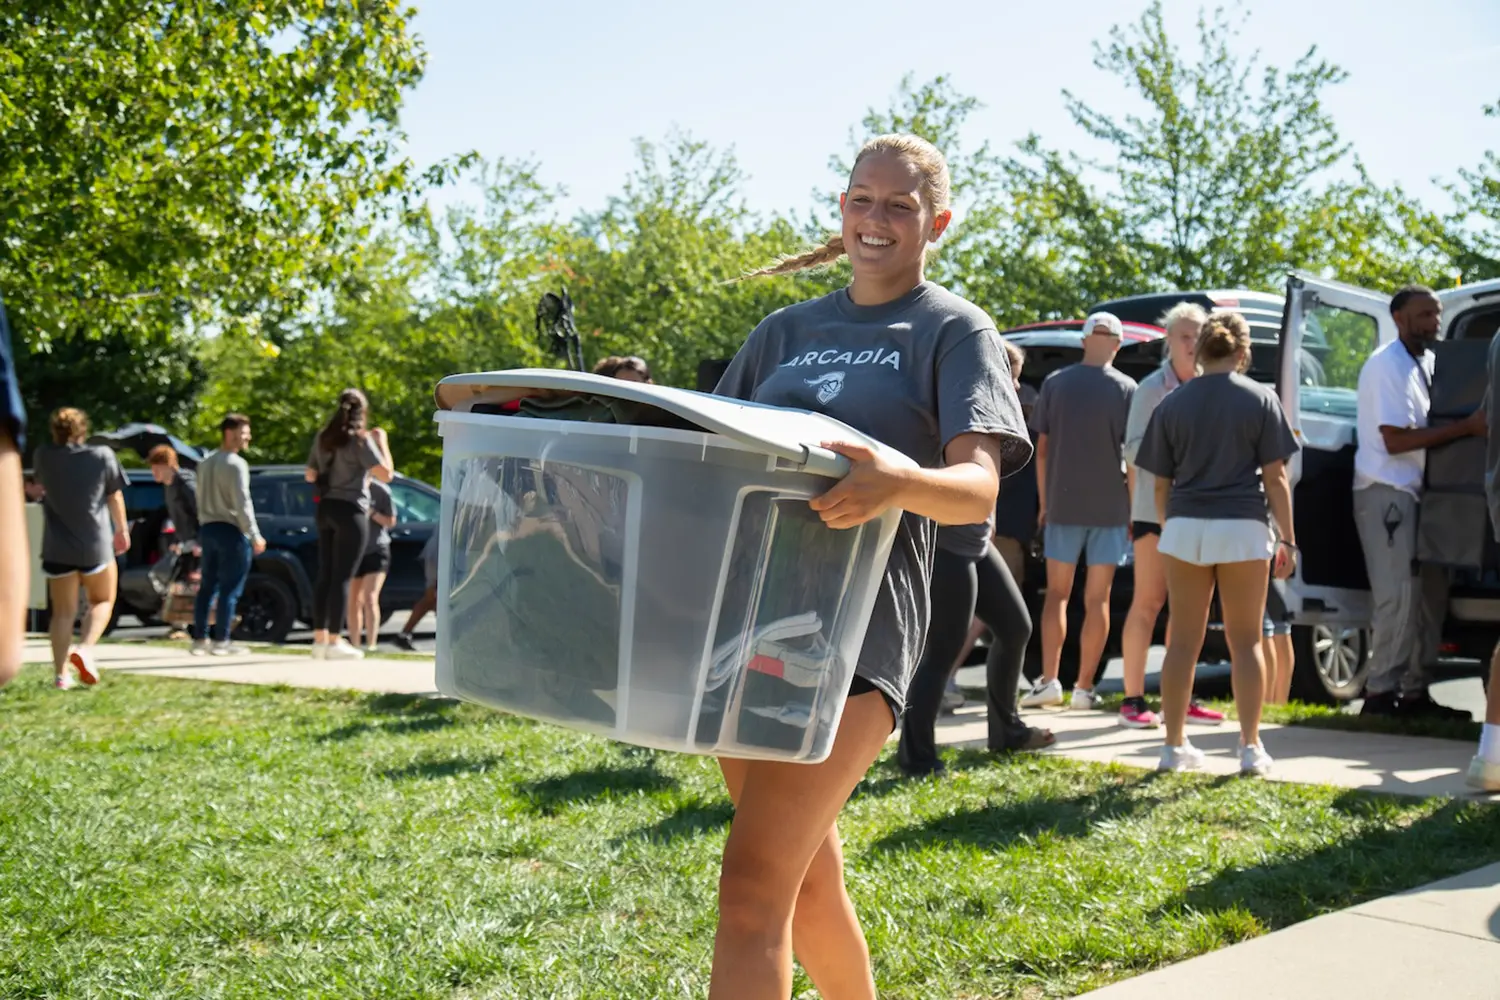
[720,758,874,1000]
[47,575,80,678]
[363,571,386,646]
[1161,557,1215,748]
[1216,559,1272,746]
[346,576,367,647]
[1121,534,1167,700]
[1272,633,1295,703]
[710,692,892,1000]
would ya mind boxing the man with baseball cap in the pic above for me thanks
[1021,312,1138,709]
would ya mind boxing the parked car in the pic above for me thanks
[113,464,441,642]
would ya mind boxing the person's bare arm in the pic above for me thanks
[1380,408,1486,455]
[1034,433,1049,526]
[1154,476,1170,528]
[1262,459,1297,579]
[367,428,395,484]
[0,428,24,686]
[371,511,396,529]
[107,489,128,555]
[809,433,1002,530]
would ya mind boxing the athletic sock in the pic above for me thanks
[1479,723,1500,765]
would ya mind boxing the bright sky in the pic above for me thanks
[399,0,1500,224]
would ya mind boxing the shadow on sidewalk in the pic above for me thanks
[1154,792,1500,932]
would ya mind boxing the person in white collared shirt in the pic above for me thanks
[1353,285,1485,718]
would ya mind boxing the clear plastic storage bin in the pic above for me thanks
[432,370,901,763]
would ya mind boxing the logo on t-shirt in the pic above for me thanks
[805,371,845,404]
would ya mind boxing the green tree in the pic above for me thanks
[1,0,434,447]
[565,132,836,387]
[1061,1,1348,289]
[1445,98,1500,281]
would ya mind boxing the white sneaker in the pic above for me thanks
[1467,756,1500,792]
[1020,678,1064,708]
[1158,742,1206,772]
[311,642,328,660]
[364,642,380,654]
[1240,743,1274,777]
[1069,686,1098,711]
[323,639,364,661]
[54,671,77,691]
[69,646,99,685]
[190,639,212,657]
[210,641,247,657]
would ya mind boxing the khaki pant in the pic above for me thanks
[1353,484,1446,696]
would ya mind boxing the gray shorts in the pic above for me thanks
[1263,577,1292,637]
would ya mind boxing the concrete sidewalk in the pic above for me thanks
[1078,862,1500,999]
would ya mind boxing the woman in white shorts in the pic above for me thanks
[1135,311,1299,775]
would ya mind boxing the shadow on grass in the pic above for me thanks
[1158,792,1500,931]
[868,770,1207,854]
[613,798,735,846]
[316,714,458,743]
[517,763,679,816]
[361,693,455,715]
[383,754,505,781]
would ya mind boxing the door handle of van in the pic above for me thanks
[281,526,310,535]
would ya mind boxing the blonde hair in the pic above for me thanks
[742,134,951,279]
[1159,302,1209,331]
[50,407,89,445]
[1002,339,1025,383]
[1197,310,1253,373]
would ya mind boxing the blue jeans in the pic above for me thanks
[195,522,252,642]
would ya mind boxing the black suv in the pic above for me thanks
[115,465,440,642]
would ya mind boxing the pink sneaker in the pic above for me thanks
[1187,700,1225,725]
[1118,697,1161,729]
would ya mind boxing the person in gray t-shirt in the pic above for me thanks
[1134,311,1298,777]
[32,407,129,688]
[347,478,396,652]
[1021,312,1137,710]
[1469,333,1500,790]
[304,388,394,658]
[706,134,1035,996]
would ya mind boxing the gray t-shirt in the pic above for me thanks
[715,281,1031,713]
[1136,372,1299,522]
[32,443,126,566]
[307,433,383,511]
[365,479,394,554]
[1124,362,1187,525]
[1031,364,1137,527]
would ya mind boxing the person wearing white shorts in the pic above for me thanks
[1136,311,1300,776]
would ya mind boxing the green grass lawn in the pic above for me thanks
[4,672,1499,1000]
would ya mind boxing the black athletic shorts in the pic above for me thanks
[42,559,110,578]
[356,548,391,577]
[849,674,900,730]
[1131,520,1162,539]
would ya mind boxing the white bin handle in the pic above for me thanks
[800,445,852,480]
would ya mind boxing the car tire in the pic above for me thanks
[232,573,297,644]
[1291,623,1370,704]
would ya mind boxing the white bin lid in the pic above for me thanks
[435,368,895,479]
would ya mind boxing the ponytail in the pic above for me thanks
[318,388,368,452]
[735,235,848,281]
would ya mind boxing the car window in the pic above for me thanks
[283,481,316,519]
[249,480,282,517]
[122,481,164,517]
[390,481,441,524]
[1297,305,1376,419]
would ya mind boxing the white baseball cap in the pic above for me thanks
[1082,312,1124,338]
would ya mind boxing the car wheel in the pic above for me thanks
[232,573,297,644]
[1291,623,1369,704]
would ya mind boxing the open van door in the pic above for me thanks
[1278,273,1397,701]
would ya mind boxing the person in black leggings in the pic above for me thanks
[305,388,394,660]
[899,534,1051,776]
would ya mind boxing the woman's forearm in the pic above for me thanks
[895,462,997,527]
[1264,463,1296,546]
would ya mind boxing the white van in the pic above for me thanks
[1277,273,1500,701]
